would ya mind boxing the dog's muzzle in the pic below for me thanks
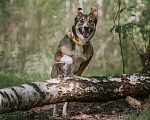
[82,24,92,38]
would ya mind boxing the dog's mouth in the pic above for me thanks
[82,31,91,38]
[78,27,93,38]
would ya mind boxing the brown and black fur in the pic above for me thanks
[51,35,94,78]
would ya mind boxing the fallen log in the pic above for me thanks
[0,73,150,114]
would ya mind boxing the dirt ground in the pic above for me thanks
[26,99,142,120]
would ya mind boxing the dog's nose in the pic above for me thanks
[84,26,89,31]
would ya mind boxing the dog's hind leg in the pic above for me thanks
[53,104,59,117]
[62,102,69,117]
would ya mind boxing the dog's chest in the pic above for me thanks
[73,45,85,58]
[66,45,87,73]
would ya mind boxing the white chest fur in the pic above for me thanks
[66,44,86,74]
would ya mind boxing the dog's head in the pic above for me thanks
[72,7,98,41]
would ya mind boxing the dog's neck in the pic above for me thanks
[71,33,83,46]
[67,29,89,46]
[76,32,89,45]
[71,32,89,46]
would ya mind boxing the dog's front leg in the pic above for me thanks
[53,55,73,117]
[60,55,73,116]
[59,55,73,77]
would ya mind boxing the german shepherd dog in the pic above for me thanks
[51,7,98,117]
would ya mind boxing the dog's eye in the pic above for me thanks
[89,19,93,23]
[80,19,84,23]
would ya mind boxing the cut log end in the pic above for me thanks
[126,96,141,108]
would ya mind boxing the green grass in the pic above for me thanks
[128,104,150,120]
[0,111,27,120]
[0,70,50,89]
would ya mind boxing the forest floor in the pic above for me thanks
[26,98,150,120]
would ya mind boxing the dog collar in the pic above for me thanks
[72,34,84,46]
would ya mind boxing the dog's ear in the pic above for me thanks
[90,7,98,19]
[74,8,83,22]
[77,8,83,15]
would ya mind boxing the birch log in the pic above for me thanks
[0,73,150,114]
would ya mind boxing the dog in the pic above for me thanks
[51,7,98,117]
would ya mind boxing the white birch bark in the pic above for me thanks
[0,73,150,114]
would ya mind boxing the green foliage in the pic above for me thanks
[110,1,149,74]
[120,6,135,13]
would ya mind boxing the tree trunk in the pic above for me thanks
[0,73,150,114]
[139,36,150,73]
